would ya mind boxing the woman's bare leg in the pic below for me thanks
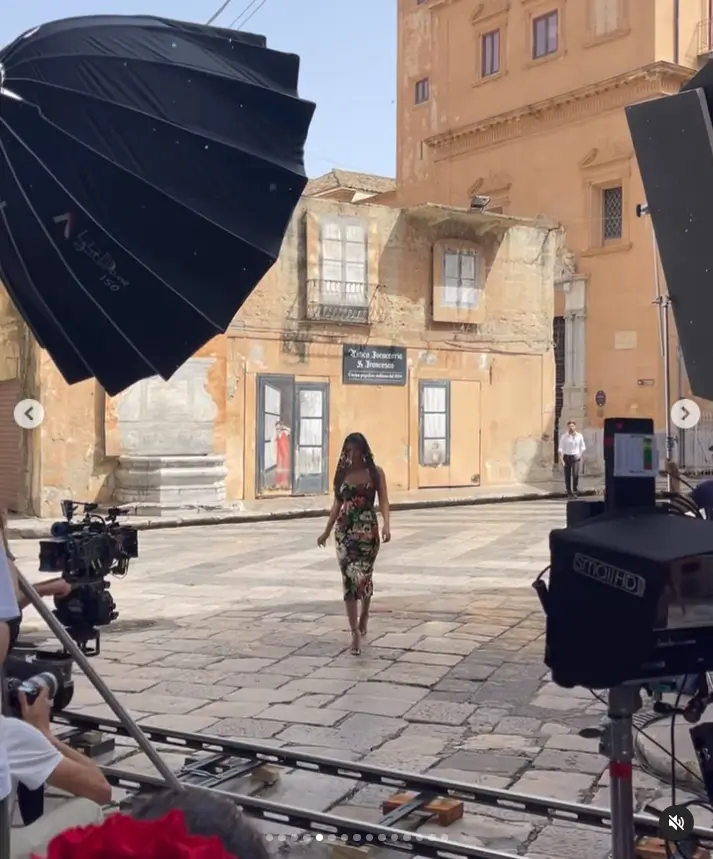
[345,598,360,654]
[359,596,371,636]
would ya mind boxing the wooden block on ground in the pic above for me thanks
[331,844,371,859]
[637,837,709,859]
[381,793,463,826]
[250,764,280,785]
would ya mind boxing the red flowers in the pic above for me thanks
[36,809,237,859]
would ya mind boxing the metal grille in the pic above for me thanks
[305,279,371,324]
[697,19,713,56]
[0,379,23,512]
[679,410,713,472]
[603,186,623,240]
[553,317,565,463]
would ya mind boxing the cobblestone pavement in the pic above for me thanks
[10,501,688,858]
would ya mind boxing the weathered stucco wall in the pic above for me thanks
[396,0,697,427]
[227,198,558,500]
[37,337,227,517]
[17,196,557,515]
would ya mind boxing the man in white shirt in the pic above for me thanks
[0,542,21,805]
[558,420,586,498]
[0,537,110,858]
[8,689,111,859]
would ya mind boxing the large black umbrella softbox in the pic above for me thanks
[0,16,315,395]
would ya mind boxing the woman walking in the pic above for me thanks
[317,433,391,655]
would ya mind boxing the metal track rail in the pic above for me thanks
[53,711,713,852]
[102,765,521,859]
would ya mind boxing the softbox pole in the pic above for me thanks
[642,204,674,490]
[17,572,182,790]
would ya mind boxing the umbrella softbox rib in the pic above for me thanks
[0,15,315,395]
[0,129,164,387]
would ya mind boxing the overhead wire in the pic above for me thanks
[229,0,270,29]
[205,0,236,25]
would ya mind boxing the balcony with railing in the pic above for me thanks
[305,279,373,324]
[697,19,713,58]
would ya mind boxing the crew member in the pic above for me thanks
[665,462,713,518]
[558,420,586,498]
[0,511,72,649]
[8,688,111,859]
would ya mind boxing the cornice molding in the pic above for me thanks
[425,63,692,160]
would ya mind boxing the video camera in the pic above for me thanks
[38,500,138,656]
[2,501,138,718]
[537,418,713,689]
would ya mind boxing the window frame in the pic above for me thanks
[414,77,430,105]
[602,185,623,242]
[585,0,628,44]
[532,10,559,59]
[481,29,501,78]
[419,380,451,467]
[441,248,483,309]
[318,217,368,305]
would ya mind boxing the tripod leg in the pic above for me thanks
[607,687,638,859]
[17,572,182,790]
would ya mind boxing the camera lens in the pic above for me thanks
[19,671,60,701]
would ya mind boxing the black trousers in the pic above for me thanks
[562,455,581,495]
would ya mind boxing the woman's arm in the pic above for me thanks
[377,468,391,531]
[320,497,341,540]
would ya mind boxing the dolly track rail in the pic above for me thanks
[54,711,713,850]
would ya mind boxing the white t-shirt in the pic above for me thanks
[558,431,586,458]
[0,548,21,801]
[3,716,63,796]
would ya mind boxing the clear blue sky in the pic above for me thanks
[1,0,396,179]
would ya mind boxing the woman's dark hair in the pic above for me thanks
[130,787,269,859]
[333,432,380,496]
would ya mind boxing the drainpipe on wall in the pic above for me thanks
[673,0,679,65]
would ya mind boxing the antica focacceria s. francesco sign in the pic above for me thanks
[342,344,407,386]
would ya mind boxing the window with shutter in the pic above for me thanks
[592,0,619,36]
[319,219,368,306]
[419,381,450,467]
[442,249,481,308]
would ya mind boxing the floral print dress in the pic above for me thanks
[335,482,380,600]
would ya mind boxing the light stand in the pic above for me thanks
[638,202,675,491]
[599,687,641,859]
[16,571,181,790]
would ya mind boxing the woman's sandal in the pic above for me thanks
[351,629,361,656]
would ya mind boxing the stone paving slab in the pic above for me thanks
[7,501,686,857]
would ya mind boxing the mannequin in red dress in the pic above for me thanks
[275,422,291,490]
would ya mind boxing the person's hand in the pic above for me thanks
[19,687,52,734]
[317,532,329,548]
[382,527,391,543]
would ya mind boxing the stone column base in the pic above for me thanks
[114,455,228,516]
